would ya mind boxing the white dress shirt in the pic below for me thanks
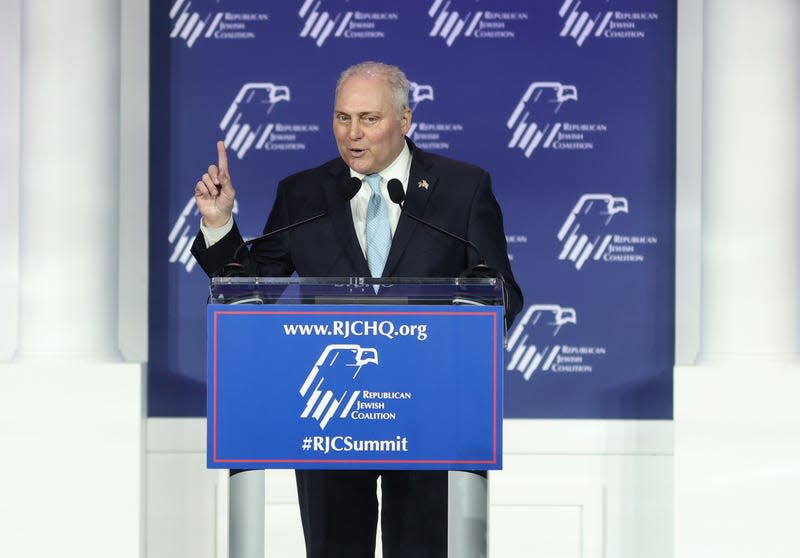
[348,143,411,258]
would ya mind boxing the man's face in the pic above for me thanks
[333,75,411,175]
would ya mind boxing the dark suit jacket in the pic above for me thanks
[192,141,523,325]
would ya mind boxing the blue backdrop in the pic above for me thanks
[149,0,676,419]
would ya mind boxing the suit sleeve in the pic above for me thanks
[466,171,524,327]
[190,179,295,279]
[190,220,247,278]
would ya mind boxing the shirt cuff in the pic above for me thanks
[200,216,233,247]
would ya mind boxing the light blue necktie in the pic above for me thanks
[364,173,391,281]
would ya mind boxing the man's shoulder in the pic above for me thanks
[413,146,488,179]
[279,156,346,187]
[414,148,488,174]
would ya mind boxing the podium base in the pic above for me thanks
[228,469,488,557]
[448,471,488,558]
[229,469,265,558]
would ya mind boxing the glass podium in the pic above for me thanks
[208,276,506,558]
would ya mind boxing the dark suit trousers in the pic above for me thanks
[295,469,448,558]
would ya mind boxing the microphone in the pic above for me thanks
[386,179,497,278]
[217,176,362,277]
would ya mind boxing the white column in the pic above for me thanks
[18,0,121,360]
[699,0,798,361]
[676,2,800,556]
[0,0,21,359]
[0,2,143,557]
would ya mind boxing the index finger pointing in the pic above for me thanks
[216,140,229,172]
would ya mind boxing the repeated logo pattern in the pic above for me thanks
[507,81,578,158]
[427,0,482,46]
[170,0,221,48]
[557,194,629,270]
[506,305,577,380]
[170,0,269,47]
[155,1,675,421]
[219,83,292,159]
[558,0,614,47]
[298,0,351,46]
[407,81,435,138]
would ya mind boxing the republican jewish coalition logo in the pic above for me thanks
[426,0,529,46]
[507,304,607,380]
[507,80,610,158]
[406,80,466,152]
[427,0,482,46]
[409,81,435,111]
[169,0,269,48]
[558,0,613,47]
[506,305,577,380]
[557,194,629,270]
[299,344,379,430]
[220,83,291,159]
[507,81,578,158]
[406,81,434,140]
[557,0,660,47]
[298,0,398,47]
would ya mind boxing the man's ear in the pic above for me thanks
[400,108,412,135]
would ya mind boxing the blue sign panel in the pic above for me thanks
[207,305,504,469]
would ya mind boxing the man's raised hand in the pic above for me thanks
[194,141,237,228]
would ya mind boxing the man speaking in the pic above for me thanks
[192,61,523,558]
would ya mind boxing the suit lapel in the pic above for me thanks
[383,146,437,277]
[323,160,371,277]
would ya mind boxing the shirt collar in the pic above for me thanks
[348,142,411,189]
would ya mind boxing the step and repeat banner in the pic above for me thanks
[149,0,676,419]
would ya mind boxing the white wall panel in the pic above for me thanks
[0,362,143,558]
[675,364,800,557]
[147,452,221,558]
[264,503,307,558]
[147,418,672,558]
[493,453,671,558]
[491,507,582,558]
[490,472,603,558]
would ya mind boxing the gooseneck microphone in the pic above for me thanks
[386,178,498,278]
[217,176,363,277]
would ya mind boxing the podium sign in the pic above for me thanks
[207,304,503,470]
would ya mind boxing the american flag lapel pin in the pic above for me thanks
[418,179,429,190]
